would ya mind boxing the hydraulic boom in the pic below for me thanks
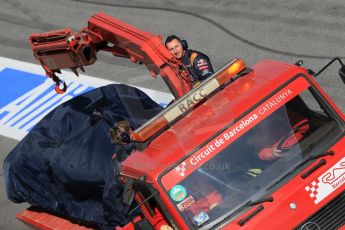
[29,12,193,98]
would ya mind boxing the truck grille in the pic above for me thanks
[294,191,345,230]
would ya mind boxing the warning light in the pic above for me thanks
[132,58,247,142]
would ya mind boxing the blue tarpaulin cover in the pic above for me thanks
[3,84,163,228]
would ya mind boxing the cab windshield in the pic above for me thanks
[162,78,344,229]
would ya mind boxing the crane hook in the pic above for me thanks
[55,80,67,94]
[45,71,68,94]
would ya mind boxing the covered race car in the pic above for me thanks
[4,83,163,228]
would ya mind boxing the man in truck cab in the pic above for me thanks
[165,35,214,87]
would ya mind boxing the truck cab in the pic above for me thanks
[119,58,345,229]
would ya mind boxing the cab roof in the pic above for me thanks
[121,60,309,182]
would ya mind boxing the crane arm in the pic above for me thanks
[29,12,192,98]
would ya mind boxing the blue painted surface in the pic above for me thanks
[0,68,45,108]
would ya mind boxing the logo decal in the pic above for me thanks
[170,184,187,202]
[196,59,208,68]
[192,211,209,226]
[305,157,345,204]
[322,161,345,184]
[177,195,195,212]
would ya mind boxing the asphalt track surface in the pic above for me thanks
[0,0,344,229]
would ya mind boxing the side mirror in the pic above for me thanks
[122,181,135,206]
[339,66,345,84]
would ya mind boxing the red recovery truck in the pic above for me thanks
[17,12,345,230]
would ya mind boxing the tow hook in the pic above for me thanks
[49,72,67,94]
[55,80,67,94]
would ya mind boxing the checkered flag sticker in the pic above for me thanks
[305,179,320,202]
[175,162,187,177]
